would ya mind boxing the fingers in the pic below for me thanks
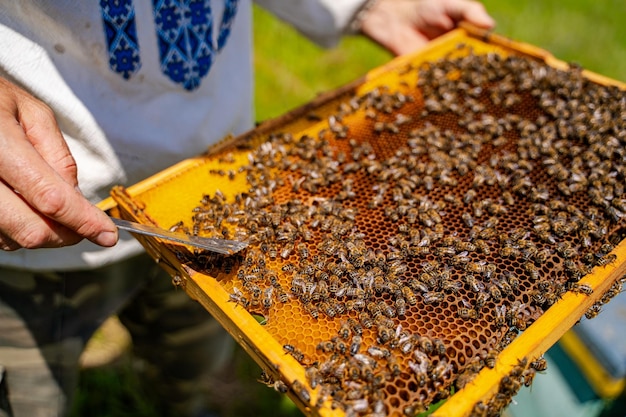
[445,0,495,29]
[360,0,433,56]
[417,0,495,41]
[0,78,119,249]
[0,180,83,250]
[359,0,495,56]
[0,77,78,187]
[0,128,119,246]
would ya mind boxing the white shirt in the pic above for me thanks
[0,0,366,270]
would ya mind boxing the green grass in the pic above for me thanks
[481,0,626,81]
[252,5,391,121]
[73,2,625,416]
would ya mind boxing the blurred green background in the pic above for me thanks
[70,2,626,416]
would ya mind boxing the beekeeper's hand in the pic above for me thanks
[360,0,495,56]
[0,77,118,250]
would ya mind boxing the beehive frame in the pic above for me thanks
[102,24,626,417]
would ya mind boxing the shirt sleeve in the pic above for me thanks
[253,0,368,47]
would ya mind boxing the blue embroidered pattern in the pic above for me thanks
[100,0,141,79]
[153,0,240,91]
[99,0,239,90]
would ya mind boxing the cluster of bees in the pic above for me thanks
[173,44,625,416]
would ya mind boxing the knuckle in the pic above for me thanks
[14,225,51,249]
[31,184,68,218]
[29,99,56,121]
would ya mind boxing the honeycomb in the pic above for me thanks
[139,41,625,417]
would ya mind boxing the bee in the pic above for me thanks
[474,292,490,311]
[338,321,352,340]
[283,344,305,363]
[319,301,336,318]
[457,307,478,321]
[346,299,366,312]
[262,287,274,310]
[502,191,515,205]
[408,359,430,387]
[465,262,486,275]
[456,240,477,252]
[497,328,519,351]
[169,221,186,233]
[601,281,623,304]
[441,279,463,293]
[229,287,250,309]
[464,274,485,292]
[359,311,374,329]
[521,367,536,387]
[569,282,593,295]
[395,297,407,317]
[434,245,457,259]
[464,189,477,204]
[499,245,521,258]
[433,338,447,356]
[388,260,408,276]
[422,260,440,273]
[556,242,577,259]
[585,303,602,320]
[379,300,396,318]
[596,253,617,267]
[377,326,394,345]
[423,291,445,305]
[444,193,463,206]
[387,251,404,262]
[303,302,319,319]
[387,354,402,377]
[462,212,475,227]
[494,304,507,326]
[484,349,498,368]
[296,242,309,259]
[418,272,437,289]
[171,274,185,288]
[499,375,522,396]
[316,340,335,353]
[367,346,391,359]
[430,358,452,381]
[397,333,416,355]
[402,286,418,305]
[419,336,434,354]
[350,335,362,356]
[291,380,311,404]
[409,246,431,256]
[599,242,615,255]
[531,356,548,372]
[524,261,540,280]
[304,366,323,391]
[474,239,491,255]
[348,318,364,335]
[450,252,471,267]
[258,371,289,394]
[333,300,346,316]
[489,285,503,302]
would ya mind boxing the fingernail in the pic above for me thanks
[95,230,118,247]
